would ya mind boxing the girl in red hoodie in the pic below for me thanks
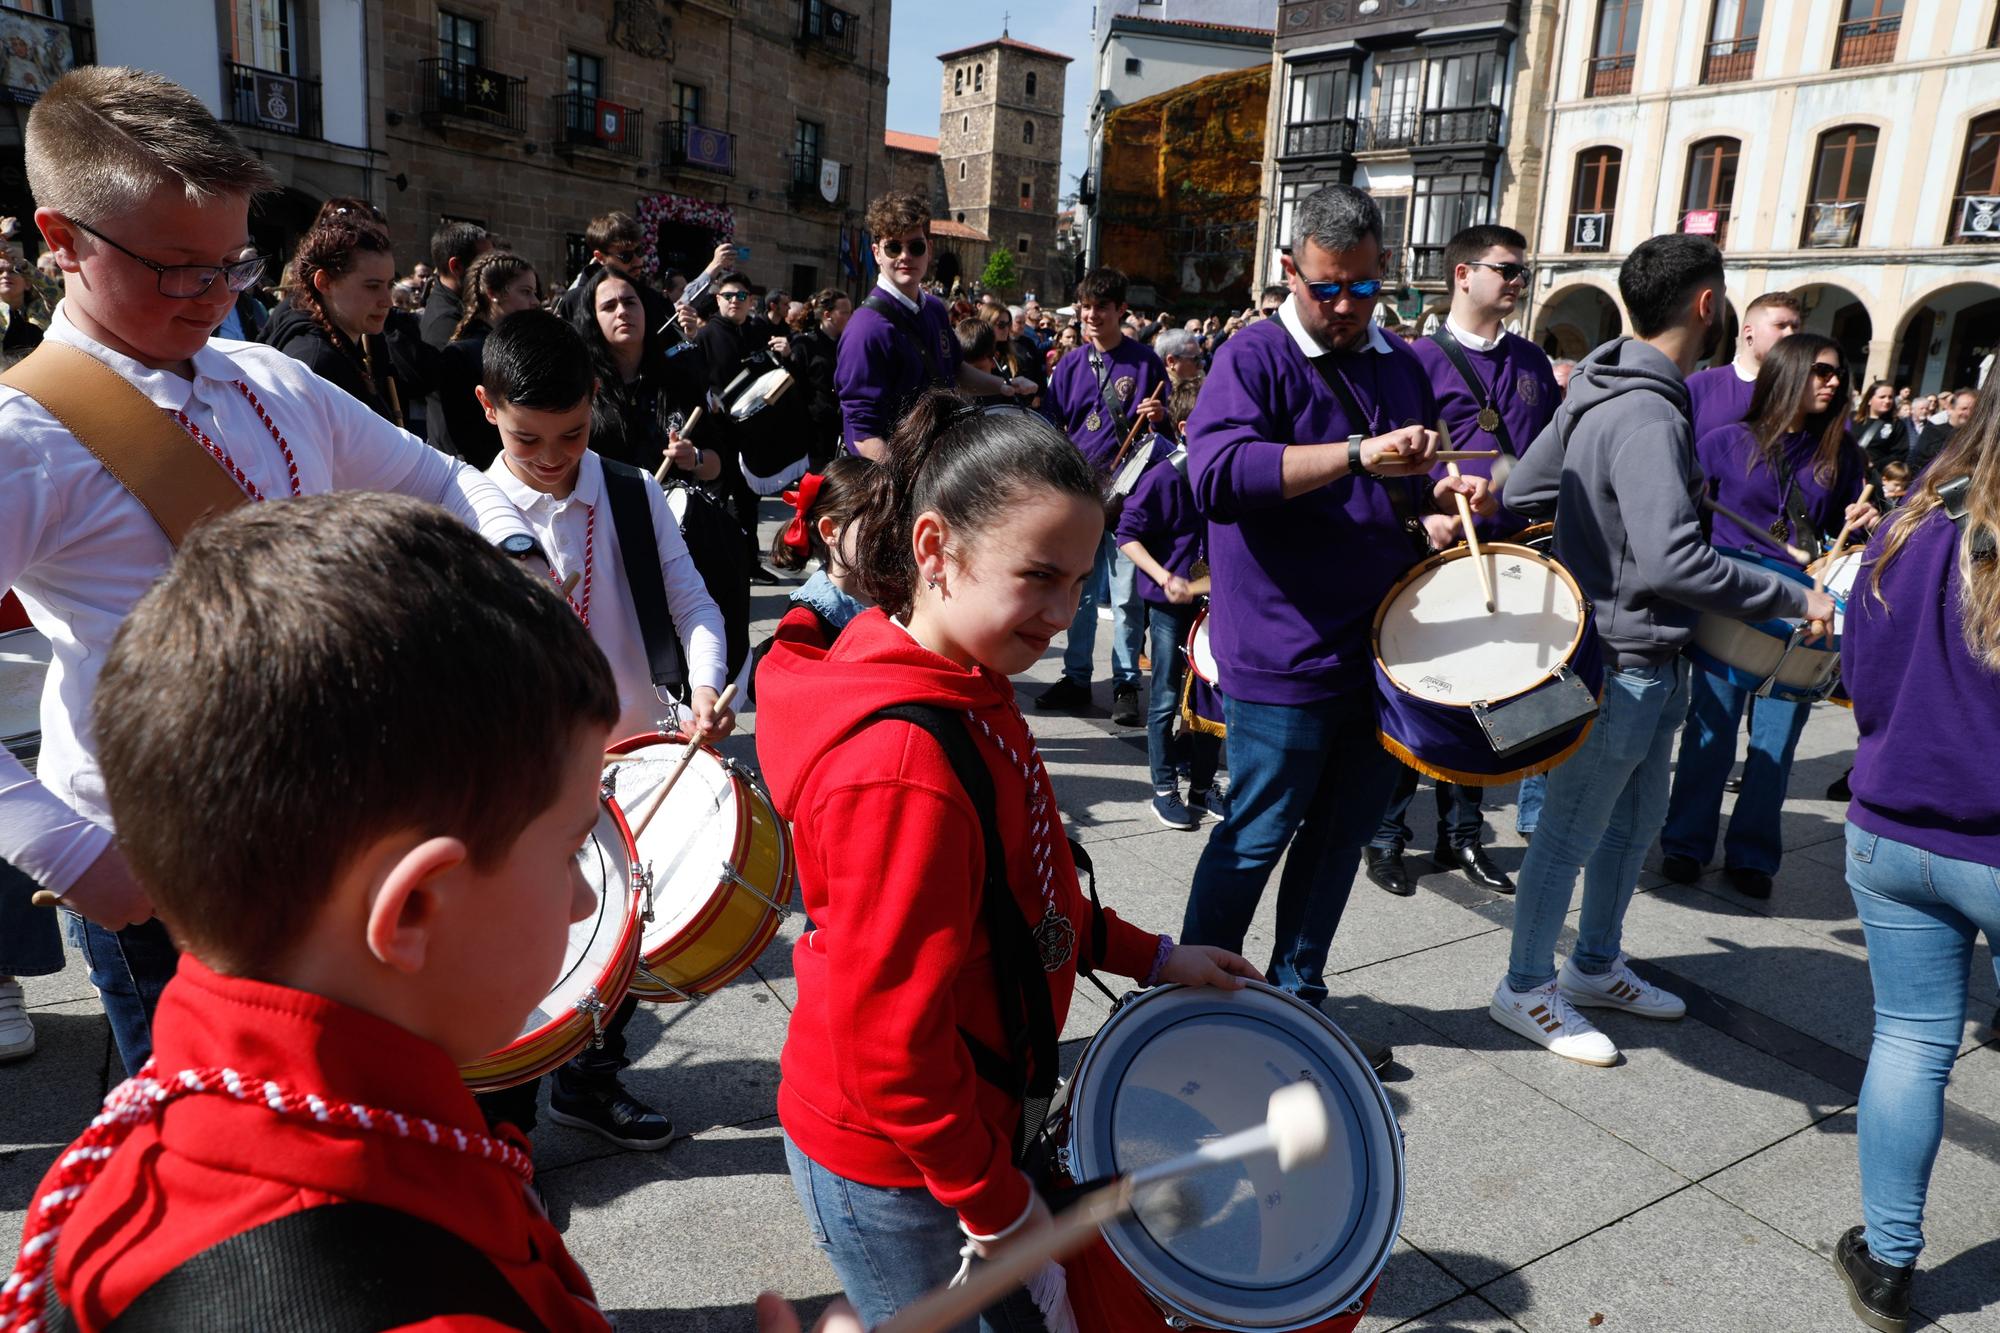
[769,454,877,654]
[756,392,1258,1330]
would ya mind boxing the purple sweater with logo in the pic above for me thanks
[834,288,962,453]
[1686,364,1758,442]
[1114,451,1202,606]
[1185,318,1435,705]
[1695,424,1865,565]
[1048,335,1169,470]
[1844,509,2000,866]
[1412,331,1558,537]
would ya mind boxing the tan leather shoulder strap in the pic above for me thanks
[1,341,248,548]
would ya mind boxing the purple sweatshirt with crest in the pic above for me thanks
[1412,330,1558,537]
[1844,508,2000,866]
[1047,335,1169,470]
[1695,424,1865,564]
[834,288,962,453]
[1114,451,1202,606]
[1185,317,1435,705]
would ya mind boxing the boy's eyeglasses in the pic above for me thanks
[1299,277,1382,302]
[880,237,928,259]
[1466,261,1532,285]
[68,217,265,299]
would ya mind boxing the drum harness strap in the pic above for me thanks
[865,705,1114,1168]
[600,458,690,706]
[860,292,947,391]
[1303,349,1432,559]
[1427,325,1517,459]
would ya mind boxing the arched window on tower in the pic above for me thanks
[1023,119,1035,145]
[974,63,984,91]
[959,161,968,180]
[1026,71,1038,97]
[955,68,964,95]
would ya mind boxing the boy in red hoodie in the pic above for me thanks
[756,393,1259,1330]
[1,493,851,1333]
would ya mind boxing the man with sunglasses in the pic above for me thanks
[0,68,543,1077]
[836,191,1035,460]
[1177,184,1493,1073]
[1366,225,1562,900]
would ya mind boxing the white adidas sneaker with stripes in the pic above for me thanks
[1559,953,1687,1020]
[1490,977,1619,1066]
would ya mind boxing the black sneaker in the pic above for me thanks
[1151,791,1199,830]
[1660,853,1702,884]
[1111,683,1142,728]
[1035,676,1092,712]
[1351,1033,1394,1076]
[547,1080,674,1151]
[1726,866,1774,899]
[1833,1225,1911,1333]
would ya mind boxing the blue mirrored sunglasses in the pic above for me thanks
[1300,278,1382,302]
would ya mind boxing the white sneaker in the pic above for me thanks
[1559,953,1686,1020]
[0,979,34,1062]
[1490,978,1619,1066]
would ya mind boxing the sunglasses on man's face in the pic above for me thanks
[880,237,928,259]
[716,290,751,302]
[1259,305,1281,317]
[1467,260,1532,286]
[1298,277,1382,302]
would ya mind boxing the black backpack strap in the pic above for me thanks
[861,292,945,388]
[1065,837,1118,1005]
[869,704,1059,1161]
[600,458,689,698]
[45,1202,545,1333]
[1428,324,1518,458]
[1303,350,1431,556]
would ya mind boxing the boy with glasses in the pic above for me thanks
[835,191,1034,459]
[0,66,542,1078]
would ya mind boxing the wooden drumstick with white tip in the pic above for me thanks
[654,406,707,482]
[628,681,736,840]
[1814,484,1877,594]
[1447,460,1495,614]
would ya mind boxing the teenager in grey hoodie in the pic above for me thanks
[1488,235,1836,1067]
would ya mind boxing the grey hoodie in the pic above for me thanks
[1505,336,1809,670]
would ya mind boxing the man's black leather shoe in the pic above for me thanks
[1834,1225,1911,1333]
[1434,843,1515,894]
[1365,847,1414,897]
[1727,866,1774,899]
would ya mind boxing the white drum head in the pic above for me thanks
[1377,547,1583,706]
[608,743,743,955]
[0,626,51,748]
[1189,614,1219,686]
[729,366,794,421]
[1809,549,1863,635]
[515,800,632,1038]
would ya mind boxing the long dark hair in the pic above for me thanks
[1742,332,1847,487]
[571,265,662,382]
[849,391,1097,616]
[285,218,395,369]
[572,266,664,467]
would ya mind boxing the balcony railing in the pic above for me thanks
[660,120,736,176]
[1409,246,1447,284]
[1419,105,1502,148]
[1586,53,1634,97]
[223,59,322,139]
[1701,36,1757,84]
[0,5,93,105]
[1358,115,1419,151]
[789,153,850,206]
[551,92,643,158]
[1833,14,1899,69]
[418,58,524,134]
[797,1,859,59]
[1281,118,1355,158]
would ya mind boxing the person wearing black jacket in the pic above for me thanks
[785,288,850,468]
[265,216,433,428]
[572,264,713,478]
[1853,379,1904,480]
[1909,389,1976,480]
[693,270,785,580]
[418,219,490,351]
[426,249,541,467]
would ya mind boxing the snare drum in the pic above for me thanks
[1048,982,1402,1332]
[604,733,795,1002]
[1372,542,1604,786]
[1688,549,1844,704]
[459,792,643,1092]
[1803,547,1865,709]
[1179,606,1226,739]
[1514,522,1555,555]
[1,596,51,768]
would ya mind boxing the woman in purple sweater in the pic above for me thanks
[1659,334,1875,897]
[1832,384,2000,1333]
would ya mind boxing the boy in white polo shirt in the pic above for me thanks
[0,66,542,1076]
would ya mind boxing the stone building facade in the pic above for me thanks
[936,35,1069,302]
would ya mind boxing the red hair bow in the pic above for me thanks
[781,472,826,551]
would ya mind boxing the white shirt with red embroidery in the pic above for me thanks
[0,301,535,894]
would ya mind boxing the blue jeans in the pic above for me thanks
[1059,533,1142,687]
[1660,666,1810,874]
[783,1136,1047,1332]
[1371,768,1484,852]
[63,913,179,1077]
[1846,824,2000,1268]
[1516,773,1546,835]
[1146,602,1219,793]
[1,858,64,977]
[1505,659,1690,993]
[1182,691,1400,1006]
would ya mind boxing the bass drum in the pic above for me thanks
[1048,982,1403,1331]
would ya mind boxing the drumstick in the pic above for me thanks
[627,681,737,841]
[1104,383,1165,478]
[31,889,57,908]
[654,406,707,482]
[558,570,582,599]
[1700,496,1813,566]
[1434,450,1500,461]
[875,1084,1332,1333]
[1815,484,1877,593]
[1447,461,1495,613]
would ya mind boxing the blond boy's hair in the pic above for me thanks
[25,66,273,228]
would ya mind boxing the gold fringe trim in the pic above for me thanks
[1179,668,1228,739]
[1377,718,1599,787]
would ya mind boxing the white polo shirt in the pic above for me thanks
[0,302,534,893]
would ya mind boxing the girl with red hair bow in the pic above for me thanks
[768,455,878,653]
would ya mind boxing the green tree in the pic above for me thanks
[980,247,1021,296]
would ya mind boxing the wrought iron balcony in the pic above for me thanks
[1409,246,1447,284]
[419,58,524,134]
[1419,105,1502,148]
[660,120,736,176]
[551,92,644,158]
[797,0,859,59]
[789,153,851,206]
[1358,116,1419,151]
[1586,53,1634,97]
[1833,14,1899,69]
[1700,36,1757,84]
[1281,118,1355,159]
[0,5,92,105]
[223,59,322,139]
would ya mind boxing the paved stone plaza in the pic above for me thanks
[7,526,2000,1333]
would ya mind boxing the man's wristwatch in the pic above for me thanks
[1347,434,1371,479]
[499,534,546,564]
